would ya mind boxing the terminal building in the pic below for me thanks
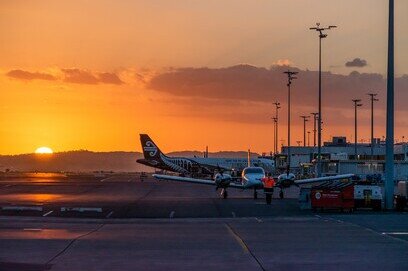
[276,136,408,181]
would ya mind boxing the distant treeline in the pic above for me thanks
[0,150,258,173]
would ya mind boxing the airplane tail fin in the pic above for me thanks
[140,134,165,160]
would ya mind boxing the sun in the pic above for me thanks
[35,147,53,154]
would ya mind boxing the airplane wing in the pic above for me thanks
[294,174,355,185]
[152,174,244,188]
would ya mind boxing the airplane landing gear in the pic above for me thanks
[279,189,284,199]
[221,189,228,199]
[266,193,272,204]
[253,190,258,199]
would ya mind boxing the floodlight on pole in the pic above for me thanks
[273,101,281,154]
[284,70,298,175]
[352,99,363,160]
[367,93,379,160]
[310,112,318,147]
[300,115,310,147]
[309,23,337,177]
[271,117,278,154]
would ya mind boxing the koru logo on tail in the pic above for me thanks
[144,141,158,157]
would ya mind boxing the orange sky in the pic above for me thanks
[1,1,408,155]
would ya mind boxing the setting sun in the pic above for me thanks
[35,147,53,154]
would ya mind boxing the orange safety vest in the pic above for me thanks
[262,177,276,188]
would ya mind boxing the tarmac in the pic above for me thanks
[0,174,407,270]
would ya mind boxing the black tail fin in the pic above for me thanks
[140,134,165,160]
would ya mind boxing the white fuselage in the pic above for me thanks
[191,157,275,173]
[241,167,265,189]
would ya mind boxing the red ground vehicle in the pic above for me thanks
[311,181,354,212]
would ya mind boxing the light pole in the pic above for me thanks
[300,115,310,147]
[368,93,379,160]
[385,0,394,210]
[271,117,278,154]
[273,101,281,154]
[310,23,337,177]
[352,99,363,160]
[284,70,298,175]
[310,112,318,147]
[307,131,311,147]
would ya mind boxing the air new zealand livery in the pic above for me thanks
[136,134,275,176]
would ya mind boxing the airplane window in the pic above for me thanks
[244,168,264,174]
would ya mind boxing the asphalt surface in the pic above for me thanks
[0,174,407,270]
[0,174,305,219]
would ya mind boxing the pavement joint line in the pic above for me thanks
[106,211,114,218]
[43,210,54,217]
[225,223,266,271]
[46,223,105,265]
[169,211,175,219]
[2,206,43,212]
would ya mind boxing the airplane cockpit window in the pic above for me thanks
[243,168,264,174]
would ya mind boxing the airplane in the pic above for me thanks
[136,134,275,176]
[153,165,355,204]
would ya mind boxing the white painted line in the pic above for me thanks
[60,207,103,213]
[231,212,236,218]
[169,211,175,218]
[43,210,54,217]
[382,232,408,235]
[106,211,114,218]
[2,206,43,212]
[100,177,115,182]
[23,228,43,231]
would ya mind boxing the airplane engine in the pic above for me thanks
[214,173,232,188]
[277,173,296,188]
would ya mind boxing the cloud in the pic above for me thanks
[345,58,368,67]
[97,72,124,85]
[62,68,99,84]
[147,64,408,111]
[273,59,293,66]
[6,69,56,81]
[61,68,124,85]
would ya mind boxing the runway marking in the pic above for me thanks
[2,206,43,212]
[23,228,43,231]
[100,177,115,182]
[255,217,263,223]
[106,211,114,218]
[60,207,103,213]
[169,211,175,218]
[231,212,236,218]
[127,178,133,182]
[43,210,54,217]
